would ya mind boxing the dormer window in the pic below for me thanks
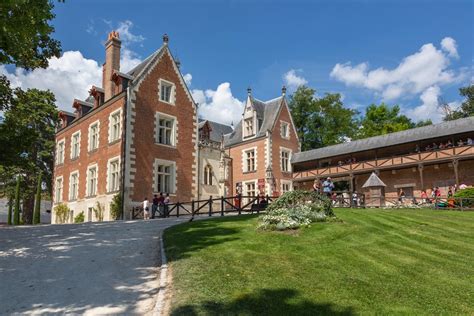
[244,118,254,138]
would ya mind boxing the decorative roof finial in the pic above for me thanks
[282,85,287,96]
[163,33,169,44]
[175,58,181,69]
[247,86,252,96]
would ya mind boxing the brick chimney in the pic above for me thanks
[103,31,121,101]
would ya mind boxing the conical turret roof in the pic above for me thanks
[362,172,386,188]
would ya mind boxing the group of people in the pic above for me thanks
[142,192,170,220]
[337,157,357,166]
[416,138,473,153]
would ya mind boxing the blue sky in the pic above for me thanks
[2,0,472,124]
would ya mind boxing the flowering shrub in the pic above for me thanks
[258,190,333,231]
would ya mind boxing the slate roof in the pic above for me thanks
[127,48,164,79]
[292,116,474,163]
[224,96,285,147]
[362,172,387,188]
[199,119,233,143]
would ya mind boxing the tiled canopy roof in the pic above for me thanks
[292,117,474,163]
[362,172,387,188]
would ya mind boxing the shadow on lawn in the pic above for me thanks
[165,216,253,261]
[171,288,355,316]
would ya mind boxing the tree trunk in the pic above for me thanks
[22,194,35,225]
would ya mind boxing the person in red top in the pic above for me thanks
[152,194,159,219]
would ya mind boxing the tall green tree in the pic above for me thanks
[444,85,474,121]
[33,172,42,225]
[355,103,431,139]
[0,0,62,110]
[0,89,58,224]
[13,176,20,225]
[7,196,13,225]
[289,86,359,150]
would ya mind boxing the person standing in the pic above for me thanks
[143,197,150,220]
[152,194,159,219]
[322,177,334,197]
[158,192,165,217]
[164,193,170,217]
[313,179,320,193]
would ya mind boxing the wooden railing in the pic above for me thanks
[130,195,277,220]
[293,145,474,181]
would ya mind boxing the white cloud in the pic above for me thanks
[120,47,141,73]
[283,69,308,90]
[115,20,145,44]
[183,73,192,86]
[441,37,459,59]
[1,51,102,110]
[192,82,243,125]
[109,20,145,73]
[406,85,445,123]
[330,38,464,101]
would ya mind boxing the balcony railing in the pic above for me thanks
[293,145,474,181]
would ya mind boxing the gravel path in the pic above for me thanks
[0,218,187,315]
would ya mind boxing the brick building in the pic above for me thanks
[224,87,300,199]
[292,117,474,204]
[52,32,197,223]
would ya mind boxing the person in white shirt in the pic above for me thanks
[143,197,150,220]
[467,138,473,145]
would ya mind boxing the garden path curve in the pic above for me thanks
[0,218,188,315]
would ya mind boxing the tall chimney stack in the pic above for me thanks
[103,31,121,101]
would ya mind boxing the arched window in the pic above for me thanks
[204,165,213,185]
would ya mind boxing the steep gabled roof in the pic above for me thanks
[199,119,233,143]
[292,116,474,163]
[224,96,284,147]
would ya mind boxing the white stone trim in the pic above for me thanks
[242,146,258,172]
[153,158,177,194]
[158,78,176,105]
[108,108,122,143]
[86,163,99,198]
[87,120,100,152]
[68,170,79,201]
[279,146,292,172]
[54,175,64,204]
[56,138,65,165]
[154,111,178,147]
[70,131,81,159]
[106,156,121,193]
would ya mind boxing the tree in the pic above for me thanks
[0,0,62,110]
[7,196,13,225]
[13,176,20,225]
[444,85,474,121]
[110,193,123,220]
[0,88,58,224]
[33,172,42,225]
[289,86,359,150]
[356,103,431,139]
[0,0,61,70]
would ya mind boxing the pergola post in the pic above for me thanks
[453,159,459,186]
[418,164,424,190]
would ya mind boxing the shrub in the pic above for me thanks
[74,211,85,223]
[54,203,70,224]
[93,202,105,222]
[454,188,474,208]
[258,190,333,231]
[110,193,122,220]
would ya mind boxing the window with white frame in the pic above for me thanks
[244,118,254,137]
[281,181,292,193]
[69,171,79,201]
[281,149,291,172]
[155,161,175,194]
[54,177,63,203]
[204,164,213,185]
[56,139,65,165]
[281,121,290,139]
[88,121,100,151]
[156,113,176,146]
[245,181,257,203]
[86,165,98,197]
[109,110,121,143]
[159,80,174,103]
[245,149,256,172]
[71,131,81,159]
[107,158,120,192]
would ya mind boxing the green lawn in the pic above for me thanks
[164,209,474,315]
